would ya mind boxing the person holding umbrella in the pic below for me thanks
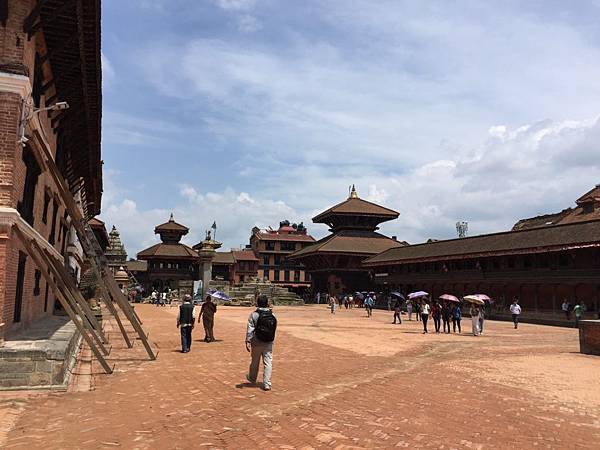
[470,304,481,336]
[442,301,452,333]
[200,295,217,342]
[421,299,430,333]
[393,300,402,324]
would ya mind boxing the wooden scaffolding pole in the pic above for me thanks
[13,226,113,374]
[29,130,155,360]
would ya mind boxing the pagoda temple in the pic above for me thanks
[289,186,404,295]
[137,214,199,295]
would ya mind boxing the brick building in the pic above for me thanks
[136,215,200,295]
[0,0,102,342]
[249,220,315,293]
[212,249,259,284]
[364,186,600,315]
[289,186,404,296]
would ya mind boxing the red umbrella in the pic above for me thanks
[439,294,460,303]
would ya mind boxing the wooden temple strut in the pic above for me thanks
[29,129,156,360]
[12,226,113,374]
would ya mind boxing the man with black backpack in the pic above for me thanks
[245,295,277,391]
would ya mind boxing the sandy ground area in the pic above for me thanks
[1,304,599,449]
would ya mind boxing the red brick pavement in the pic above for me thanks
[3,305,600,449]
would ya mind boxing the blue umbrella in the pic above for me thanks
[391,291,405,300]
[208,290,231,301]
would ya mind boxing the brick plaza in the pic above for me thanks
[2,304,600,449]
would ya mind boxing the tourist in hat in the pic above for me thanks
[509,299,521,329]
[200,295,217,342]
[245,295,277,391]
[176,294,195,353]
[420,300,430,333]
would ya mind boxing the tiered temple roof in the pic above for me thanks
[137,214,198,260]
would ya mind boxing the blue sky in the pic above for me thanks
[99,0,600,257]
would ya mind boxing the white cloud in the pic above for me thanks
[237,14,262,33]
[214,0,256,11]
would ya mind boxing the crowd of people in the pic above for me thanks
[320,292,525,336]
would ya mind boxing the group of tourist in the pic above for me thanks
[176,294,277,391]
[324,292,525,336]
[561,299,587,327]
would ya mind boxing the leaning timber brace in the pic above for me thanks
[12,223,113,374]
[26,124,156,361]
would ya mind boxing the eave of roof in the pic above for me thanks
[289,231,403,259]
[254,232,316,242]
[137,243,198,259]
[364,219,600,266]
[312,197,399,223]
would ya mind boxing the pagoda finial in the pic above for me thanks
[349,184,358,199]
[169,213,174,222]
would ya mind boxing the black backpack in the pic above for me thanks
[255,310,277,342]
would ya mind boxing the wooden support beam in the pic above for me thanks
[29,127,156,360]
[13,226,112,374]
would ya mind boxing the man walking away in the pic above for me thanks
[393,301,402,324]
[407,301,413,321]
[329,295,336,314]
[421,300,430,333]
[176,294,195,352]
[246,295,277,391]
[510,300,521,329]
[200,295,217,342]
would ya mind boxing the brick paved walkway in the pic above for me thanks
[3,305,600,449]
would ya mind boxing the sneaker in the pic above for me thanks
[263,386,271,391]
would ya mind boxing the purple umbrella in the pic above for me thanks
[408,291,429,299]
[439,294,460,303]
[208,290,231,301]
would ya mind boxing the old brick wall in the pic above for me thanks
[0,0,71,340]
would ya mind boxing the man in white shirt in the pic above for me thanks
[509,300,522,329]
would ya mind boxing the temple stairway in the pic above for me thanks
[209,280,303,306]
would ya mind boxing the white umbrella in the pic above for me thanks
[463,295,485,305]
